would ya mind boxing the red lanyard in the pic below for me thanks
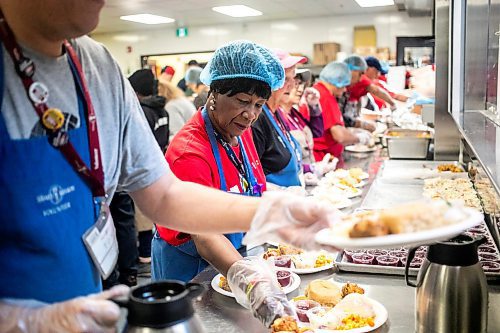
[272,107,293,144]
[0,10,105,197]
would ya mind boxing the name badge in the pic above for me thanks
[82,203,118,279]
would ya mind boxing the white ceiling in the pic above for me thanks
[95,0,399,34]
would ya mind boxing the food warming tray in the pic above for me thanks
[384,129,432,159]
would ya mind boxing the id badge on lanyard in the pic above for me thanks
[82,198,118,279]
[0,12,118,279]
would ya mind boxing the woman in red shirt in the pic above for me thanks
[152,41,284,282]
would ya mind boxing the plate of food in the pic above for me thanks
[315,200,484,249]
[288,280,387,332]
[262,245,336,274]
[211,271,301,298]
[321,173,366,189]
[344,144,377,153]
[291,251,335,274]
[311,188,354,210]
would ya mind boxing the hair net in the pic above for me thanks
[380,61,390,75]
[185,66,203,85]
[319,61,351,88]
[344,55,367,71]
[200,40,285,91]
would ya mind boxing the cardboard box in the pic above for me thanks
[376,47,390,61]
[353,46,377,57]
[313,42,341,65]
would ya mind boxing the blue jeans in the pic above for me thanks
[151,230,208,282]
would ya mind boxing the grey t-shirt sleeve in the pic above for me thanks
[113,66,169,193]
[77,37,169,194]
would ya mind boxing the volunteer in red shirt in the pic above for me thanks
[152,41,284,282]
[313,61,372,162]
[342,55,396,131]
[160,65,176,82]
[364,56,408,109]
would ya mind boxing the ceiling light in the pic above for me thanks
[354,0,394,7]
[120,14,175,25]
[212,5,262,18]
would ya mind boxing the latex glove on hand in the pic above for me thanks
[312,153,338,177]
[0,285,129,333]
[243,191,341,251]
[227,257,295,327]
[301,87,321,108]
[360,119,376,133]
[355,130,373,146]
[304,172,319,186]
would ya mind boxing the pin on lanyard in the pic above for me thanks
[203,109,261,196]
[0,10,105,198]
[212,130,249,189]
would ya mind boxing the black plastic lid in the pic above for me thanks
[427,234,484,266]
[127,280,204,328]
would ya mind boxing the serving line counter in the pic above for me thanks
[190,147,500,333]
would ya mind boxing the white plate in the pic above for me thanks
[291,261,335,274]
[333,198,354,210]
[211,272,301,298]
[345,145,377,153]
[355,172,369,181]
[346,188,363,199]
[315,208,484,249]
[354,180,367,188]
[311,297,388,333]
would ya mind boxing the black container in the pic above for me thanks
[115,280,205,329]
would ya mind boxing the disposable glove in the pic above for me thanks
[227,257,295,328]
[0,285,129,333]
[300,87,321,109]
[355,130,373,145]
[304,172,319,186]
[311,153,338,177]
[359,119,376,133]
[243,191,341,251]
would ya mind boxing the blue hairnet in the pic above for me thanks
[185,66,203,85]
[319,61,351,88]
[380,61,390,75]
[200,40,285,91]
[344,55,367,71]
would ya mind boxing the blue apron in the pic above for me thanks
[151,109,261,282]
[0,47,101,303]
[262,105,302,187]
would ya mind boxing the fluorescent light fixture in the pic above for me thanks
[120,14,175,25]
[354,0,394,7]
[212,5,262,17]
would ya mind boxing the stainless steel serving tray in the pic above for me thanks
[335,221,500,281]
[335,251,420,277]
[360,178,423,210]
[384,129,432,159]
[379,160,468,184]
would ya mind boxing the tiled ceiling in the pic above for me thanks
[95,0,399,34]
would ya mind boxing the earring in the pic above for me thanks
[209,96,216,111]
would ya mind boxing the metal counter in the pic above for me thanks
[190,148,500,333]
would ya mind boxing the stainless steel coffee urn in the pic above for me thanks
[115,280,207,333]
[405,235,488,333]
